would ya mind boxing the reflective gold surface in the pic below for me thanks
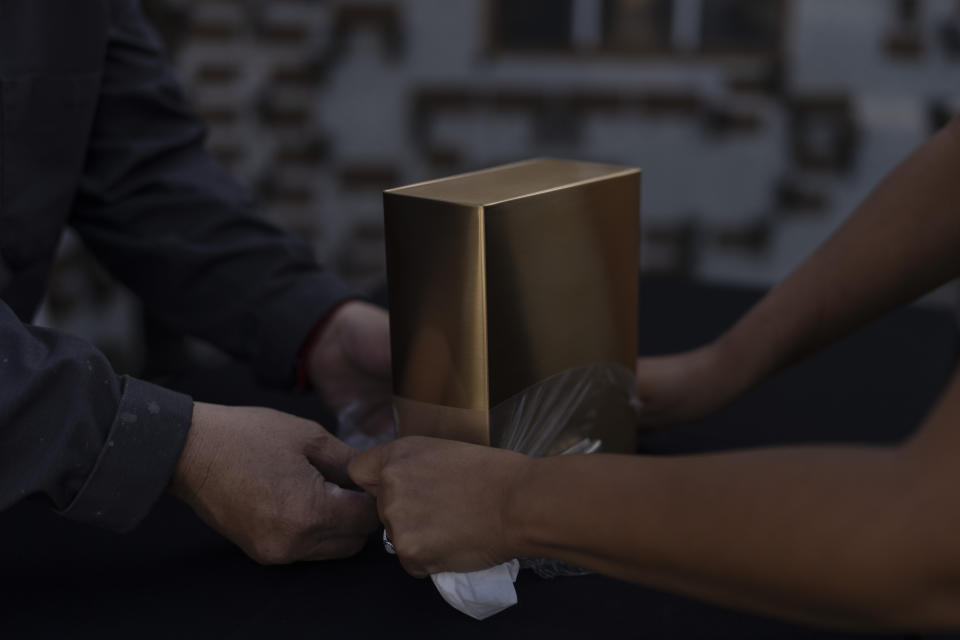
[393,397,492,446]
[384,158,640,452]
[383,197,489,411]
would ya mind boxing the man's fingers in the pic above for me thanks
[304,424,357,487]
[347,444,389,496]
[323,481,381,535]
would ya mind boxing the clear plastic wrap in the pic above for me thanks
[336,395,396,451]
[494,362,638,456]
[338,361,639,580]
[493,362,638,578]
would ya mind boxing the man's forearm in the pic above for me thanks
[0,298,193,531]
[716,116,960,384]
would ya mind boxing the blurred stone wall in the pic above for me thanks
[37,0,960,372]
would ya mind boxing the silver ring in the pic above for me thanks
[382,528,396,555]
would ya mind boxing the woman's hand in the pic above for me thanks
[348,436,533,577]
[635,341,754,428]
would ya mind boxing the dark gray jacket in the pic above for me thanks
[0,0,353,531]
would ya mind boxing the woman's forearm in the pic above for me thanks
[510,449,924,628]
[716,116,960,384]
[349,368,960,629]
[508,370,960,631]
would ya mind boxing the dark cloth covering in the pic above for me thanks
[2,279,956,638]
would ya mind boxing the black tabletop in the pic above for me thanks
[3,278,958,639]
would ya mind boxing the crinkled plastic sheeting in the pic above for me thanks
[339,362,639,579]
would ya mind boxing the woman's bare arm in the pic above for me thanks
[636,115,960,426]
[350,366,960,630]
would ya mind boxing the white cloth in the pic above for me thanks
[430,559,520,620]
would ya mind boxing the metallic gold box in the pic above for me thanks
[384,158,640,454]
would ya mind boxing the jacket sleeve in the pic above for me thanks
[71,0,355,387]
[0,297,193,532]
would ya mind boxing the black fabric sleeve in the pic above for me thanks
[71,0,355,387]
[0,297,193,532]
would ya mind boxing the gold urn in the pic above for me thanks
[384,158,640,455]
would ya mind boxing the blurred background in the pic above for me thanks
[37,0,960,375]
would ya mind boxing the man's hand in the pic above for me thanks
[169,402,379,564]
[635,341,754,428]
[307,301,390,410]
[349,436,532,577]
[306,301,393,447]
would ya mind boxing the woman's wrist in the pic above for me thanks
[712,324,775,396]
[500,455,550,560]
